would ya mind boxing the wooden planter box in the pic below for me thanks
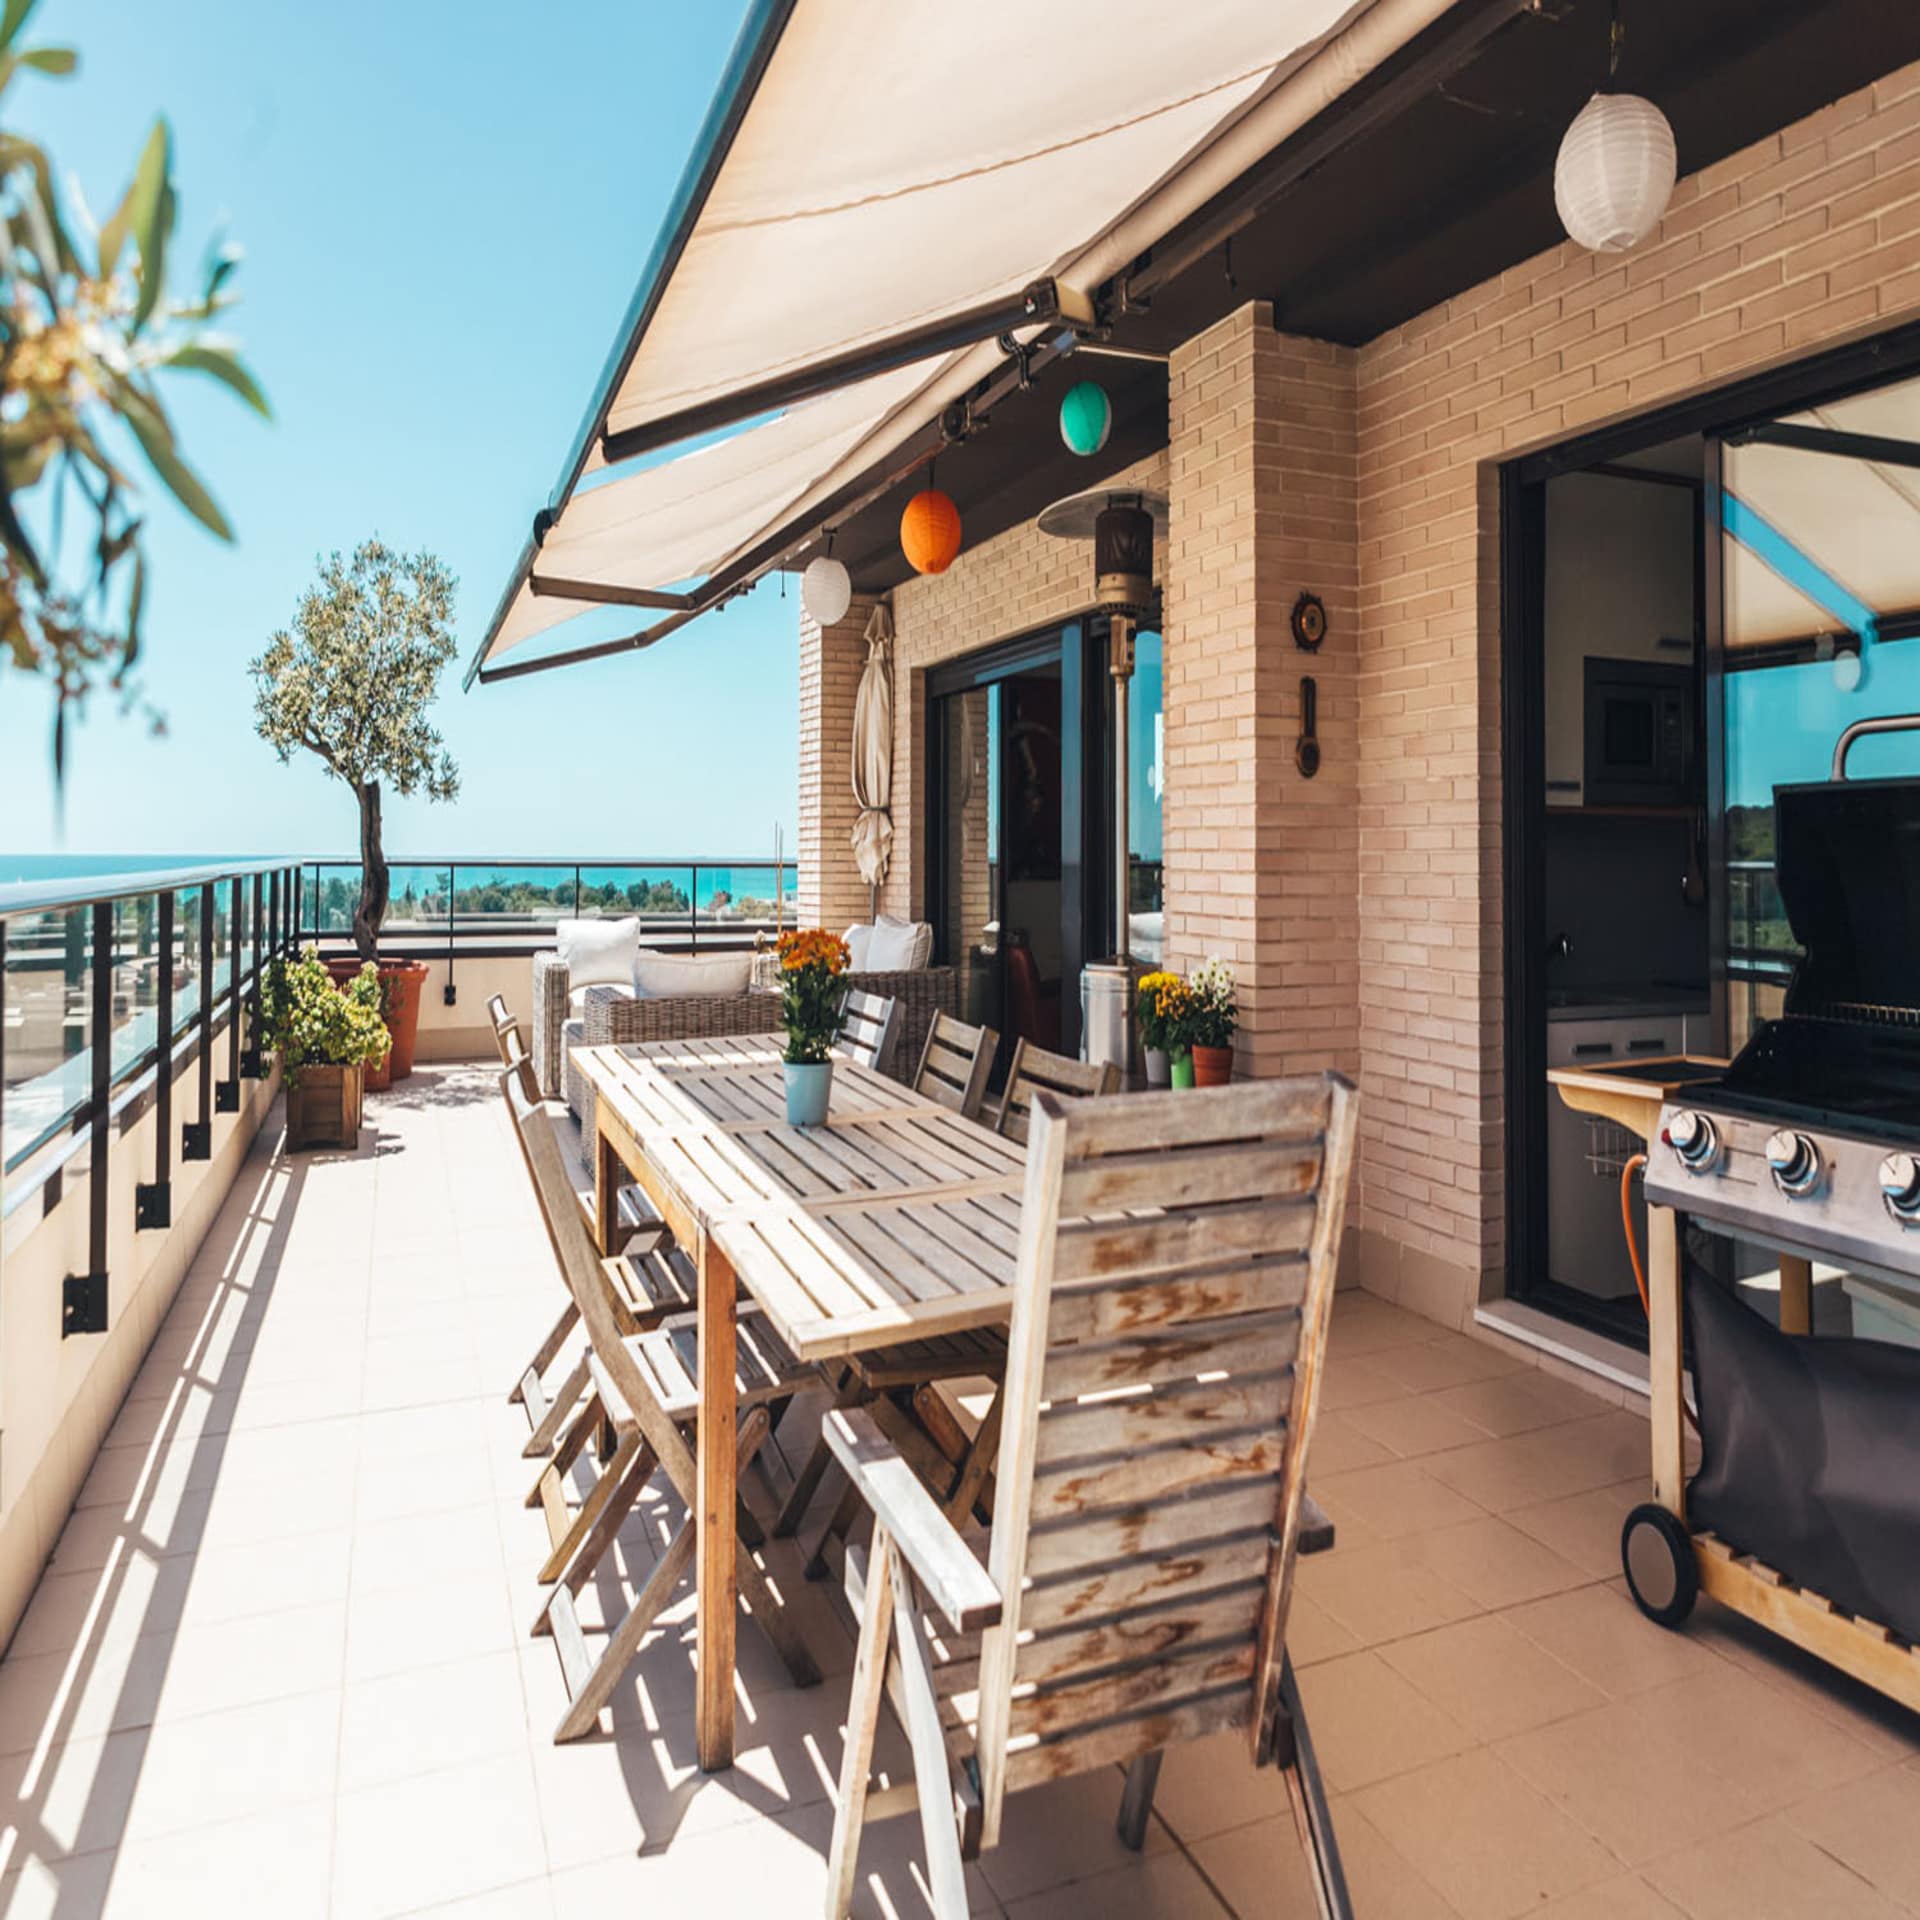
[284,1062,365,1151]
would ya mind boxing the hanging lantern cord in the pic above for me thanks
[1608,0,1622,84]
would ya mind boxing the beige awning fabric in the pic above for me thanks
[471,0,1454,682]
[850,603,894,893]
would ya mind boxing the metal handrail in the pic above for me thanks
[0,857,292,921]
[1832,711,1920,780]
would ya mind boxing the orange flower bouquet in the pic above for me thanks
[776,929,851,1124]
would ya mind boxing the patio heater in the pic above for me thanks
[1037,486,1166,1076]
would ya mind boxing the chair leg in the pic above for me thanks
[550,1521,696,1742]
[1279,1656,1354,1920]
[941,1385,1003,1526]
[825,1536,896,1920]
[803,1480,864,1582]
[510,1300,579,1408]
[533,1435,658,1635]
[775,1367,860,1539]
[884,1535,970,1920]
[536,1428,643,1584]
[523,1350,590,1459]
[1116,1751,1163,1851]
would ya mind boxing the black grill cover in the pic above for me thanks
[1687,1275,1920,1643]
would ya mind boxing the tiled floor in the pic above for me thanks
[0,1064,1915,1918]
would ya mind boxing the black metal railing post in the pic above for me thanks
[138,890,174,1230]
[690,865,700,954]
[185,885,213,1158]
[217,877,242,1111]
[63,900,112,1335]
[242,872,265,1078]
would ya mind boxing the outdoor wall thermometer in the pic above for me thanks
[1291,590,1327,652]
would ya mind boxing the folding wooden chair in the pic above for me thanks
[504,1071,821,1741]
[486,992,520,1066]
[497,1040,692,1464]
[993,1038,1121,1143]
[822,1074,1361,1920]
[838,989,902,1076]
[910,1012,998,1120]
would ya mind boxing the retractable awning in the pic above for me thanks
[468,0,1478,686]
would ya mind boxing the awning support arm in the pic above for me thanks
[1724,421,1920,471]
[482,332,1076,685]
[525,575,697,612]
[598,278,1092,468]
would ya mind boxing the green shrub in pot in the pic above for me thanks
[263,947,390,1148]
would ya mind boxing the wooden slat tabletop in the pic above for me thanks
[570,1041,1029,1361]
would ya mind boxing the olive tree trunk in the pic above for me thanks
[353,778,388,964]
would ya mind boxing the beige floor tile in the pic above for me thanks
[1314,1355,1410,1411]
[0,1728,150,1862]
[1196,1806,1451,1917]
[1502,1582,1730,1699]
[332,1751,548,1920]
[1494,1700,1766,1865]
[1295,1535,1483,1648]
[1002,1851,1229,1919]
[1645,1820,1906,1920]
[1536,1875,1684,1917]
[1380,1615,1605,1743]
[348,1501,509,1600]
[1293,1650,1473,1795]
[339,1648,528,1793]
[390,1879,556,1919]
[152,1599,347,1723]
[1402,1515,1594,1610]
[1507,1480,1643,1580]
[1352,1749,1615,1920]
[1310,1459,1488,1540]
[345,1565,518,1684]
[1324,1805,1463,1918]
[1430,1370,1608,1438]
[974,1770,1173,1905]
[1365,1332,1523,1394]
[1328,1297,1452,1355]
[1626,1663,1888,1811]
[1305,1410,1397,1476]
[1786,1757,1920,1909]
[102,1795,335,1920]
[1282,1590,1362,1668]
[1142,1729,1291,1844]
[1340,1392,1495,1458]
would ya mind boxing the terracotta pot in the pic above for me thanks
[284,1061,364,1151]
[1192,1043,1233,1087]
[1169,1051,1196,1090]
[326,957,427,1086]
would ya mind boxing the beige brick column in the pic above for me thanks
[1164,304,1360,1086]
[797,595,876,933]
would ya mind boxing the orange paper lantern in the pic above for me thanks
[900,488,962,575]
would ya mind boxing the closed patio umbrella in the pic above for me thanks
[851,603,894,914]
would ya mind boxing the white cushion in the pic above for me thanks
[842,924,874,971]
[556,916,641,989]
[866,915,929,972]
[631,950,755,999]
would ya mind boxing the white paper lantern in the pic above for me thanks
[800,554,852,627]
[1554,91,1677,254]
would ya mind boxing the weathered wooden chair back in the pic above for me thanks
[487,992,521,1067]
[839,990,901,1075]
[994,1040,1121,1144]
[503,1068,656,1419]
[911,1012,998,1120]
[497,1020,543,1108]
[973,1072,1358,1845]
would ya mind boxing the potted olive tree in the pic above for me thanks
[263,948,390,1150]
[251,540,458,1085]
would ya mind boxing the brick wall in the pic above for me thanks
[1164,312,1360,1086]
[796,596,875,933]
[1350,57,1920,1325]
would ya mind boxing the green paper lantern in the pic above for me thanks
[1059,380,1112,457]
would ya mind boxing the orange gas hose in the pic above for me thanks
[1619,1151,1698,1432]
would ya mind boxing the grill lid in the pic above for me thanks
[1774,773,1920,1019]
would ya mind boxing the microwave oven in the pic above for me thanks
[1583,657,1695,806]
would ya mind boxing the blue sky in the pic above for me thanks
[0,0,803,862]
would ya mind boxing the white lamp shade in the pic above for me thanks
[800,554,852,626]
[1554,91,1677,254]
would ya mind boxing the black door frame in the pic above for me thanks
[1501,316,1920,1334]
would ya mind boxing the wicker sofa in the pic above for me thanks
[531,949,957,1119]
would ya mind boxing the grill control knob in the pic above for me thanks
[1766,1130,1823,1197]
[1881,1152,1920,1221]
[1666,1110,1719,1172]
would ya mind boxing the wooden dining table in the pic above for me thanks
[569,1035,1029,1772]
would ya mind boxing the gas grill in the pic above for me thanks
[1623,713,1920,1711]
[1644,721,1920,1283]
